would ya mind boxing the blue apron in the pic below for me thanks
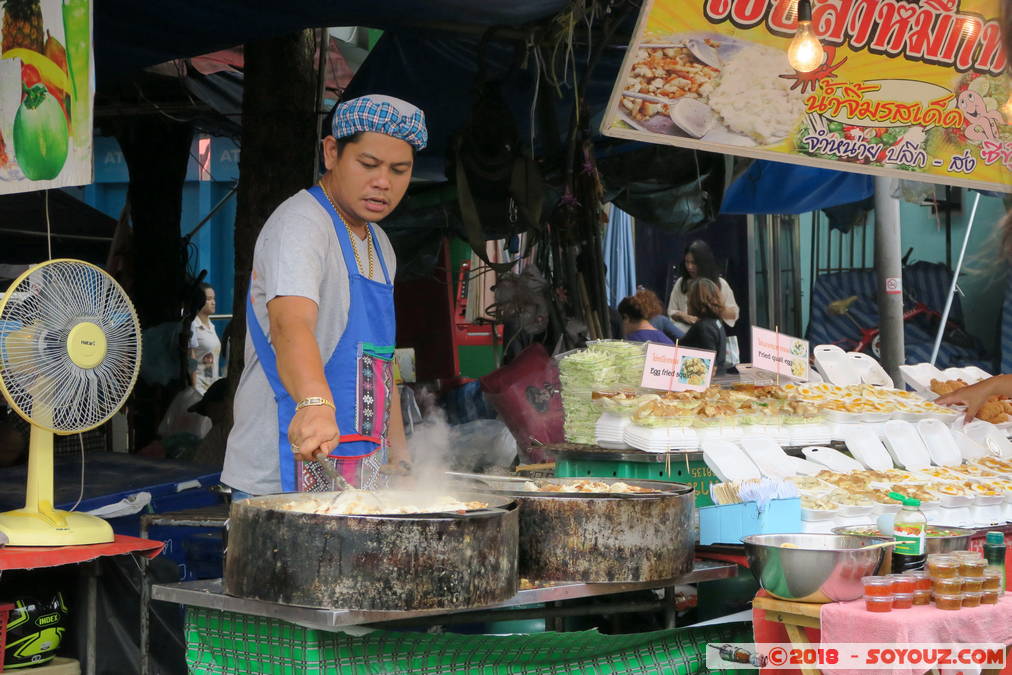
[246,185,396,492]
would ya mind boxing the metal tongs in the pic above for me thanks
[314,451,383,509]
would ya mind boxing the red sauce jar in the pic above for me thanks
[862,576,893,597]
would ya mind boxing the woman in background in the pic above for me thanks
[667,240,739,334]
[680,278,728,372]
[618,292,674,345]
[189,283,221,395]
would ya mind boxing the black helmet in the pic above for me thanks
[4,593,68,669]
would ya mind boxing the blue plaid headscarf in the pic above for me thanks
[331,95,428,151]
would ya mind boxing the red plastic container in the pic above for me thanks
[864,595,893,612]
[887,574,915,594]
[892,593,914,609]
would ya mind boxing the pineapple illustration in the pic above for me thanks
[2,0,45,53]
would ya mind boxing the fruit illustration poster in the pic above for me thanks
[0,0,92,194]
[601,0,1010,193]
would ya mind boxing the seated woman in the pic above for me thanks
[617,292,674,345]
[680,278,727,372]
[636,287,684,342]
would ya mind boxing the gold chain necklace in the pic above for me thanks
[318,181,374,279]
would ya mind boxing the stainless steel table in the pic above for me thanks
[152,559,738,632]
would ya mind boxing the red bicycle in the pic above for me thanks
[826,291,964,357]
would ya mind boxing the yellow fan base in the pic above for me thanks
[0,426,112,545]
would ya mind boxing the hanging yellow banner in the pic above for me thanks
[601,0,1010,193]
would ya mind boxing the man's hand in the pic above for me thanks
[288,405,341,462]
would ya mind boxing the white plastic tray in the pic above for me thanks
[801,446,865,472]
[813,345,861,386]
[841,425,894,470]
[881,420,932,470]
[915,419,962,466]
[701,440,762,482]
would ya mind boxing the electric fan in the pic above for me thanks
[0,259,141,546]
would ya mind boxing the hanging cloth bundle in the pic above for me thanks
[449,36,544,273]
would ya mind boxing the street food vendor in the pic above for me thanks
[221,95,426,498]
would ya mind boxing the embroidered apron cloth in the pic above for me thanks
[247,186,396,491]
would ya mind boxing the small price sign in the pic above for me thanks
[641,343,718,392]
[751,326,810,380]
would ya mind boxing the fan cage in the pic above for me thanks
[0,259,141,434]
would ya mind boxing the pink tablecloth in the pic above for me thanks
[820,592,1012,675]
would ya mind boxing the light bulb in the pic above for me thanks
[788,0,825,73]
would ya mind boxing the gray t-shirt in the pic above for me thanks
[221,189,396,495]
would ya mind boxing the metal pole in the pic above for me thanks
[874,176,904,386]
[930,191,980,366]
[747,215,757,327]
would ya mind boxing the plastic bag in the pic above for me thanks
[480,343,563,463]
[450,420,518,471]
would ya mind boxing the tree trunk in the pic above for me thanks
[114,117,192,328]
[112,115,193,451]
[227,30,320,405]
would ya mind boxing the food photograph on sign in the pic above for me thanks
[678,355,713,385]
[603,0,1010,193]
[0,0,92,193]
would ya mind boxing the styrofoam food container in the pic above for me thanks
[916,419,962,467]
[801,446,865,472]
[837,503,876,518]
[701,440,762,482]
[846,352,893,387]
[899,363,944,394]
[963,423,1012,459]
[801,506,839,522]
[842,425,894,470]
[813,345,861,387]
[881,420,932,470]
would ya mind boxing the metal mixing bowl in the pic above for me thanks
[831,525,976,554]
[742,533,887,603]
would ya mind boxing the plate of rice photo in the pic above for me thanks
[615,32,806,148]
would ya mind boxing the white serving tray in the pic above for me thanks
[701,440,762,482]
[841,425,894,470]
[801,446,865,472]
[881,420,932,470]
[915,419,962,467]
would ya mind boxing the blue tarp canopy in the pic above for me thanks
[721,160,875,215]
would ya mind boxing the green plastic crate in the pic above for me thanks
[555,457,717,506]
